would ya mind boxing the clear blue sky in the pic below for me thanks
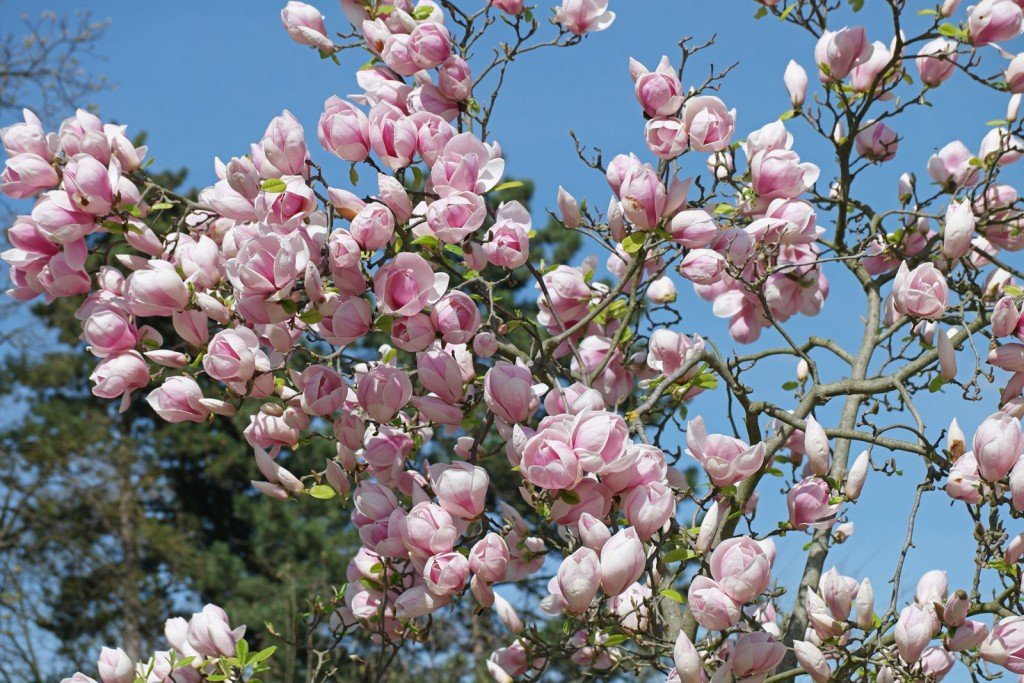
[2,0,1021,653]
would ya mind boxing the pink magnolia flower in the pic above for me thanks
[928,141,980,189]
[946,451,985,503]
[556,547,601,614]
[281,1,335,52]
[318,96,370,162]
[855,120,899,162]
[147,375,210,423]
[296,364,347,416]
[416,347,464,404]
[520,428,583,490]
[895,603,939,663]
[784,60,808,107]
[81,309,138,358]
[423,551,470,596]
[979,616,1024,672]
[1,108,54,158]
[814,26,873,81]
[373,252,448,316]
[537,265,592,331]
[368,103,418,170]
[0,152,59,199]
[622,481,674,540]
[916,38,958,87]
[97,646,133,683]
[750,149,820,199]
[688,575,741,630]
[787,476,840,530]
[599,527,645,596]
[356,363,413,422]
[968,0,1024,46]
[570,410,631,474]
[438,55,472,101]
[892,262,948,320]
[483,200,531,268]
[555,0,615,36]
[399,501,459,561]
[257,110,309,177]
[90,351,150,412]
[124,260,190,318]
[630,55,683,117]
[973,412,1024,481]
[484,361,539,425]
[682,96,736,153]
[729,632,785,679]
[429,461,487,519]
[409,22,452,70]
[686,416,766,488]
[431,291,481,344]
[710,536,773,604]
[469,532,510,583]
[62,155,114,216]
[644,117,688,160]
[186,604,245,658]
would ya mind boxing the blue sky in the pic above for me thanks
[3,0,1023,656]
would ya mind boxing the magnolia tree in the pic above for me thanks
[11,0,1024,680]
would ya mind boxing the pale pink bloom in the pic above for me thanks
[682,96,736,153]
[686,416,765,487]
[373,252,449,316]
[555,0,615,36]
[892,262,948,320]
[147,375,210,423]
[814,26,873,81]
[281,1,335,52]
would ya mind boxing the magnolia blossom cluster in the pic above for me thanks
[14,0,1024,682]
[559,49,831,343]
[793,567,1008,681]
[61,604,245,683]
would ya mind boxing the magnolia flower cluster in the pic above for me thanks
[17,0,1024,682]
[61,604,246,683]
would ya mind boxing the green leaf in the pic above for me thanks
[151,202,174,210]
[559,489,581,504]
[664,548,697,564]
[753,6,767,19]
[309,484,337,500]
[781,381,799,390]
[659,588,685,603]
[937,23,962,39]
[411,165,424,188]
[120,204,142,217]
[411,5,433,20]
[713,203,735,215]
[236,637,249,663]
[298,309,324,325]
[522,7,533,22]
[779,109,797,121]
[411,234,439,249]
[918,8,938,15]
[492,180,525,193]
[602,634,629,646]
[349,164,360,185]
[261,178,287,193]
[249,646,277,664]
[1005,285,1023,296]
[928,375,945,393]
[778,4,796,20]
[621,232,646,254]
